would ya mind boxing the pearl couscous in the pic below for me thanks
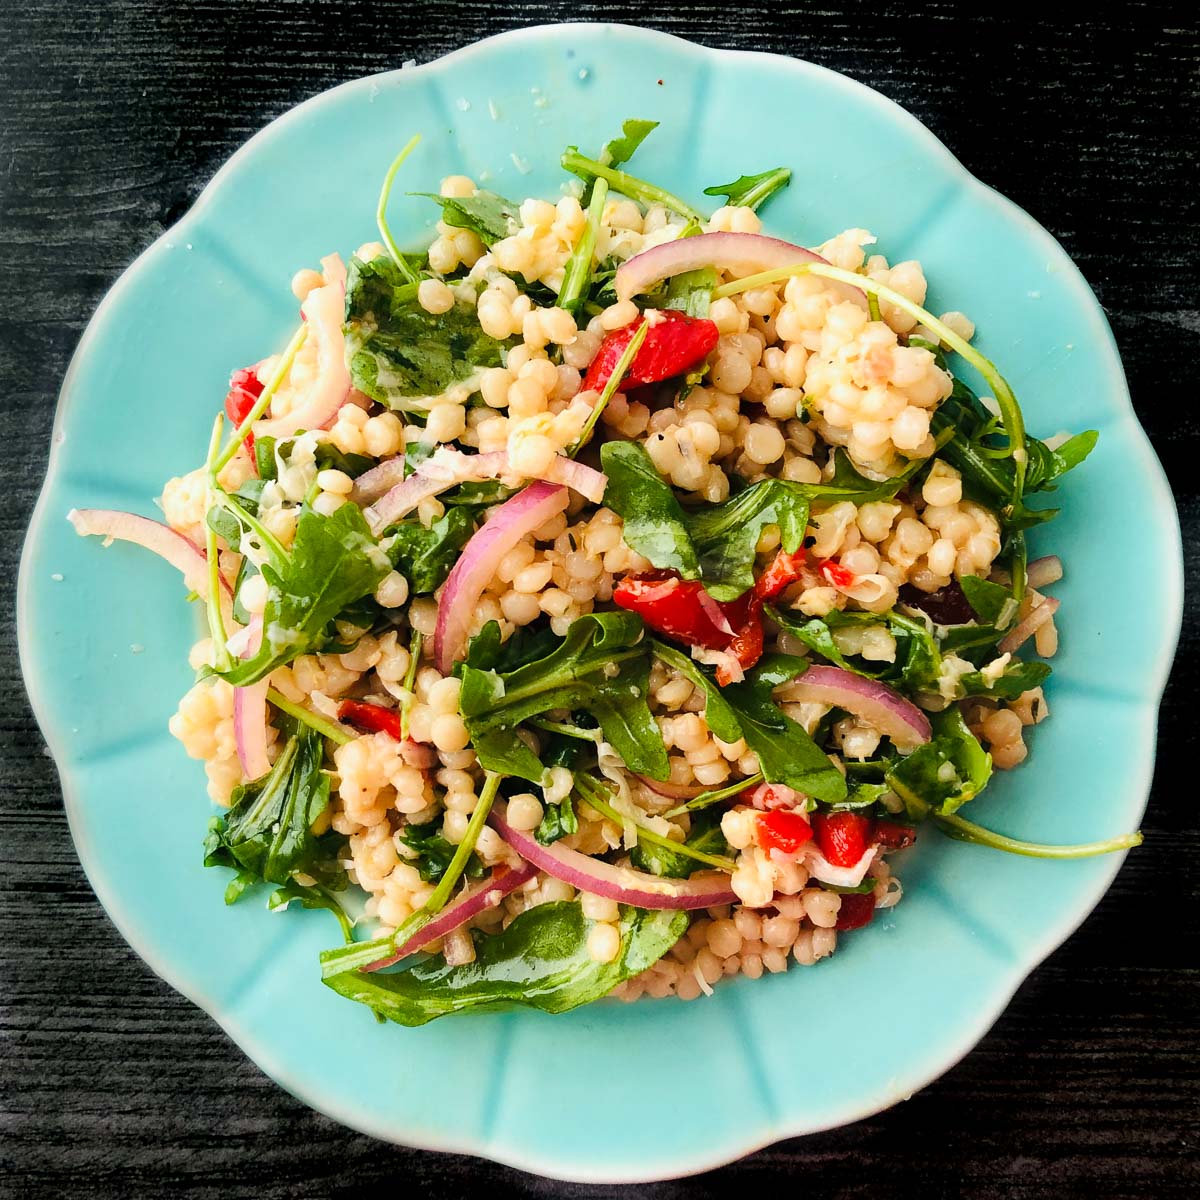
[72,124,1136,1027]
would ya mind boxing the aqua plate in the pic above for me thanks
[17,22,1183,1183]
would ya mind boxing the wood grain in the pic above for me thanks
[1,4,1197,1197]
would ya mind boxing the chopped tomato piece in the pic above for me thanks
[875,820,917,850]
[224,365,264,460]
[613,574,750,653]
[337,699,401,741]
[756,810,814,856]
[835,892,876,931]
[755,548,807,601]
[582,310,719,394]
[812,810,874,867]
[819,558,856,589]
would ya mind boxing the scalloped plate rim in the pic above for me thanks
[17,21,1183,1182]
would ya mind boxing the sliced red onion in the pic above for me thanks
[540,455,607,504]
[362,450,508,533]
[748,782,804,811]
[434,481,569,673]
[785,664,931,750]
[362,861,537,972]
[633,774,706,801]
[491,810,737,910]
[1026,555,1063,590]
[803,843,878,888]
[255,261,350,439]
[997,596,1060,655]
[233,615,271,780]
[319,251,347,293]
[697,588,735,636]
[68,508,230,601]
[616,231,834,302]
[400,739,438,769]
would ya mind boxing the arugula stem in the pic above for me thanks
[498,646,645,707]
[400,628,423,740]
[1009,531,1028,606]
[934,812,1143,859]
[570,320,649,455]
[664,771,764,818]
[713,263,1027,501]
[561,150,700,220]
[215,323,308,471]
[557,177,607,315]
[576,776,736,873]
[529,717,602,741]
[266,688,353,745]
[376,135,423,285]
[204,415,232,672]
[210,488,289,570]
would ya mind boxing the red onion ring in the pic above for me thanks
[802,843,878,888]
[997,595,1060,655]
[255,256,350,439]
[784,664,932,749]
[615,231,837,302]
[232,615,271,780]
[434,481,569,674]
[632,774,707,801]
[490,810,737,910]
[362,861,538,972]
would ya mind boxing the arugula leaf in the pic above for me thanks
[414,190,520,246]
[600,118,659,168]
[959,658,1051,700]
[324,901,687,1026]
[218,503,391,686]
[886,708,992,820]
[630,808,729,878]
[804,449,930,505]
[651,643,847,803]
[203,728,346,894]
[384,507,475,594]
[600,440,808,600]
[460,614,669,784]
[268,880,354,942]
[661,265,718,320]
[534,735,585,845]
[344,254,509,409]
[957,575,1015,625]
[703,167,792,211]
[398,819,486,883]
[770,606,942,692]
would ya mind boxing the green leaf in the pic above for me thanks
[414,190,520,245]
[600,440,808,601]
[702,167,792,211]
[344,254,509,409]
[218,503,391,686]
[957,575,1014,625]
[203,728,346,892]
[384,507,476,594]
[323,901,687,1026]
[268,880,354,942]
[397,820,486,883]
[886,707,992,820]
[561,149,699,220]
[959,659,1051,700]
[662,266,718,319]
[600,118,659,168]
[650,643,847,803]
[630,808,729,878]
[460,614,668,784]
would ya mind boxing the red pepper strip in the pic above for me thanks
[224,366,264,461]
[756,809,814,856]
[812,810,875,868]
[337,699,401,741]
[820,558,856,589]
[582,310,719,394]
[875,820,917,850]
[755,548,808,601]
[613,574,750,652]
[716,547,810,684]
[835,892,877,931]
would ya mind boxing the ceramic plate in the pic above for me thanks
[18,22,1182,1182]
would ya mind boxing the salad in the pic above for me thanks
[71,120,1141,1025]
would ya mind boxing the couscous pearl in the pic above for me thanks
[291,267,324,300]
[506,793,544,831]
[315,468,354,495]
[373,571,409,609]
[587,923,621,964]
[418,278,456,315]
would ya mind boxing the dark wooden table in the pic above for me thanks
[2,4,1197,1197]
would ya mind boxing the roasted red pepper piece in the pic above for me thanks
[874,820,917,850]
[819,558,856,589]
[755,548,807,601]
[337,699,402,741]
[582,310,719,394]
[812,810,874,867]
[835,892,877,931]
[224,365,264,460]
[756,810,814,856]
[613,574,750,652]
